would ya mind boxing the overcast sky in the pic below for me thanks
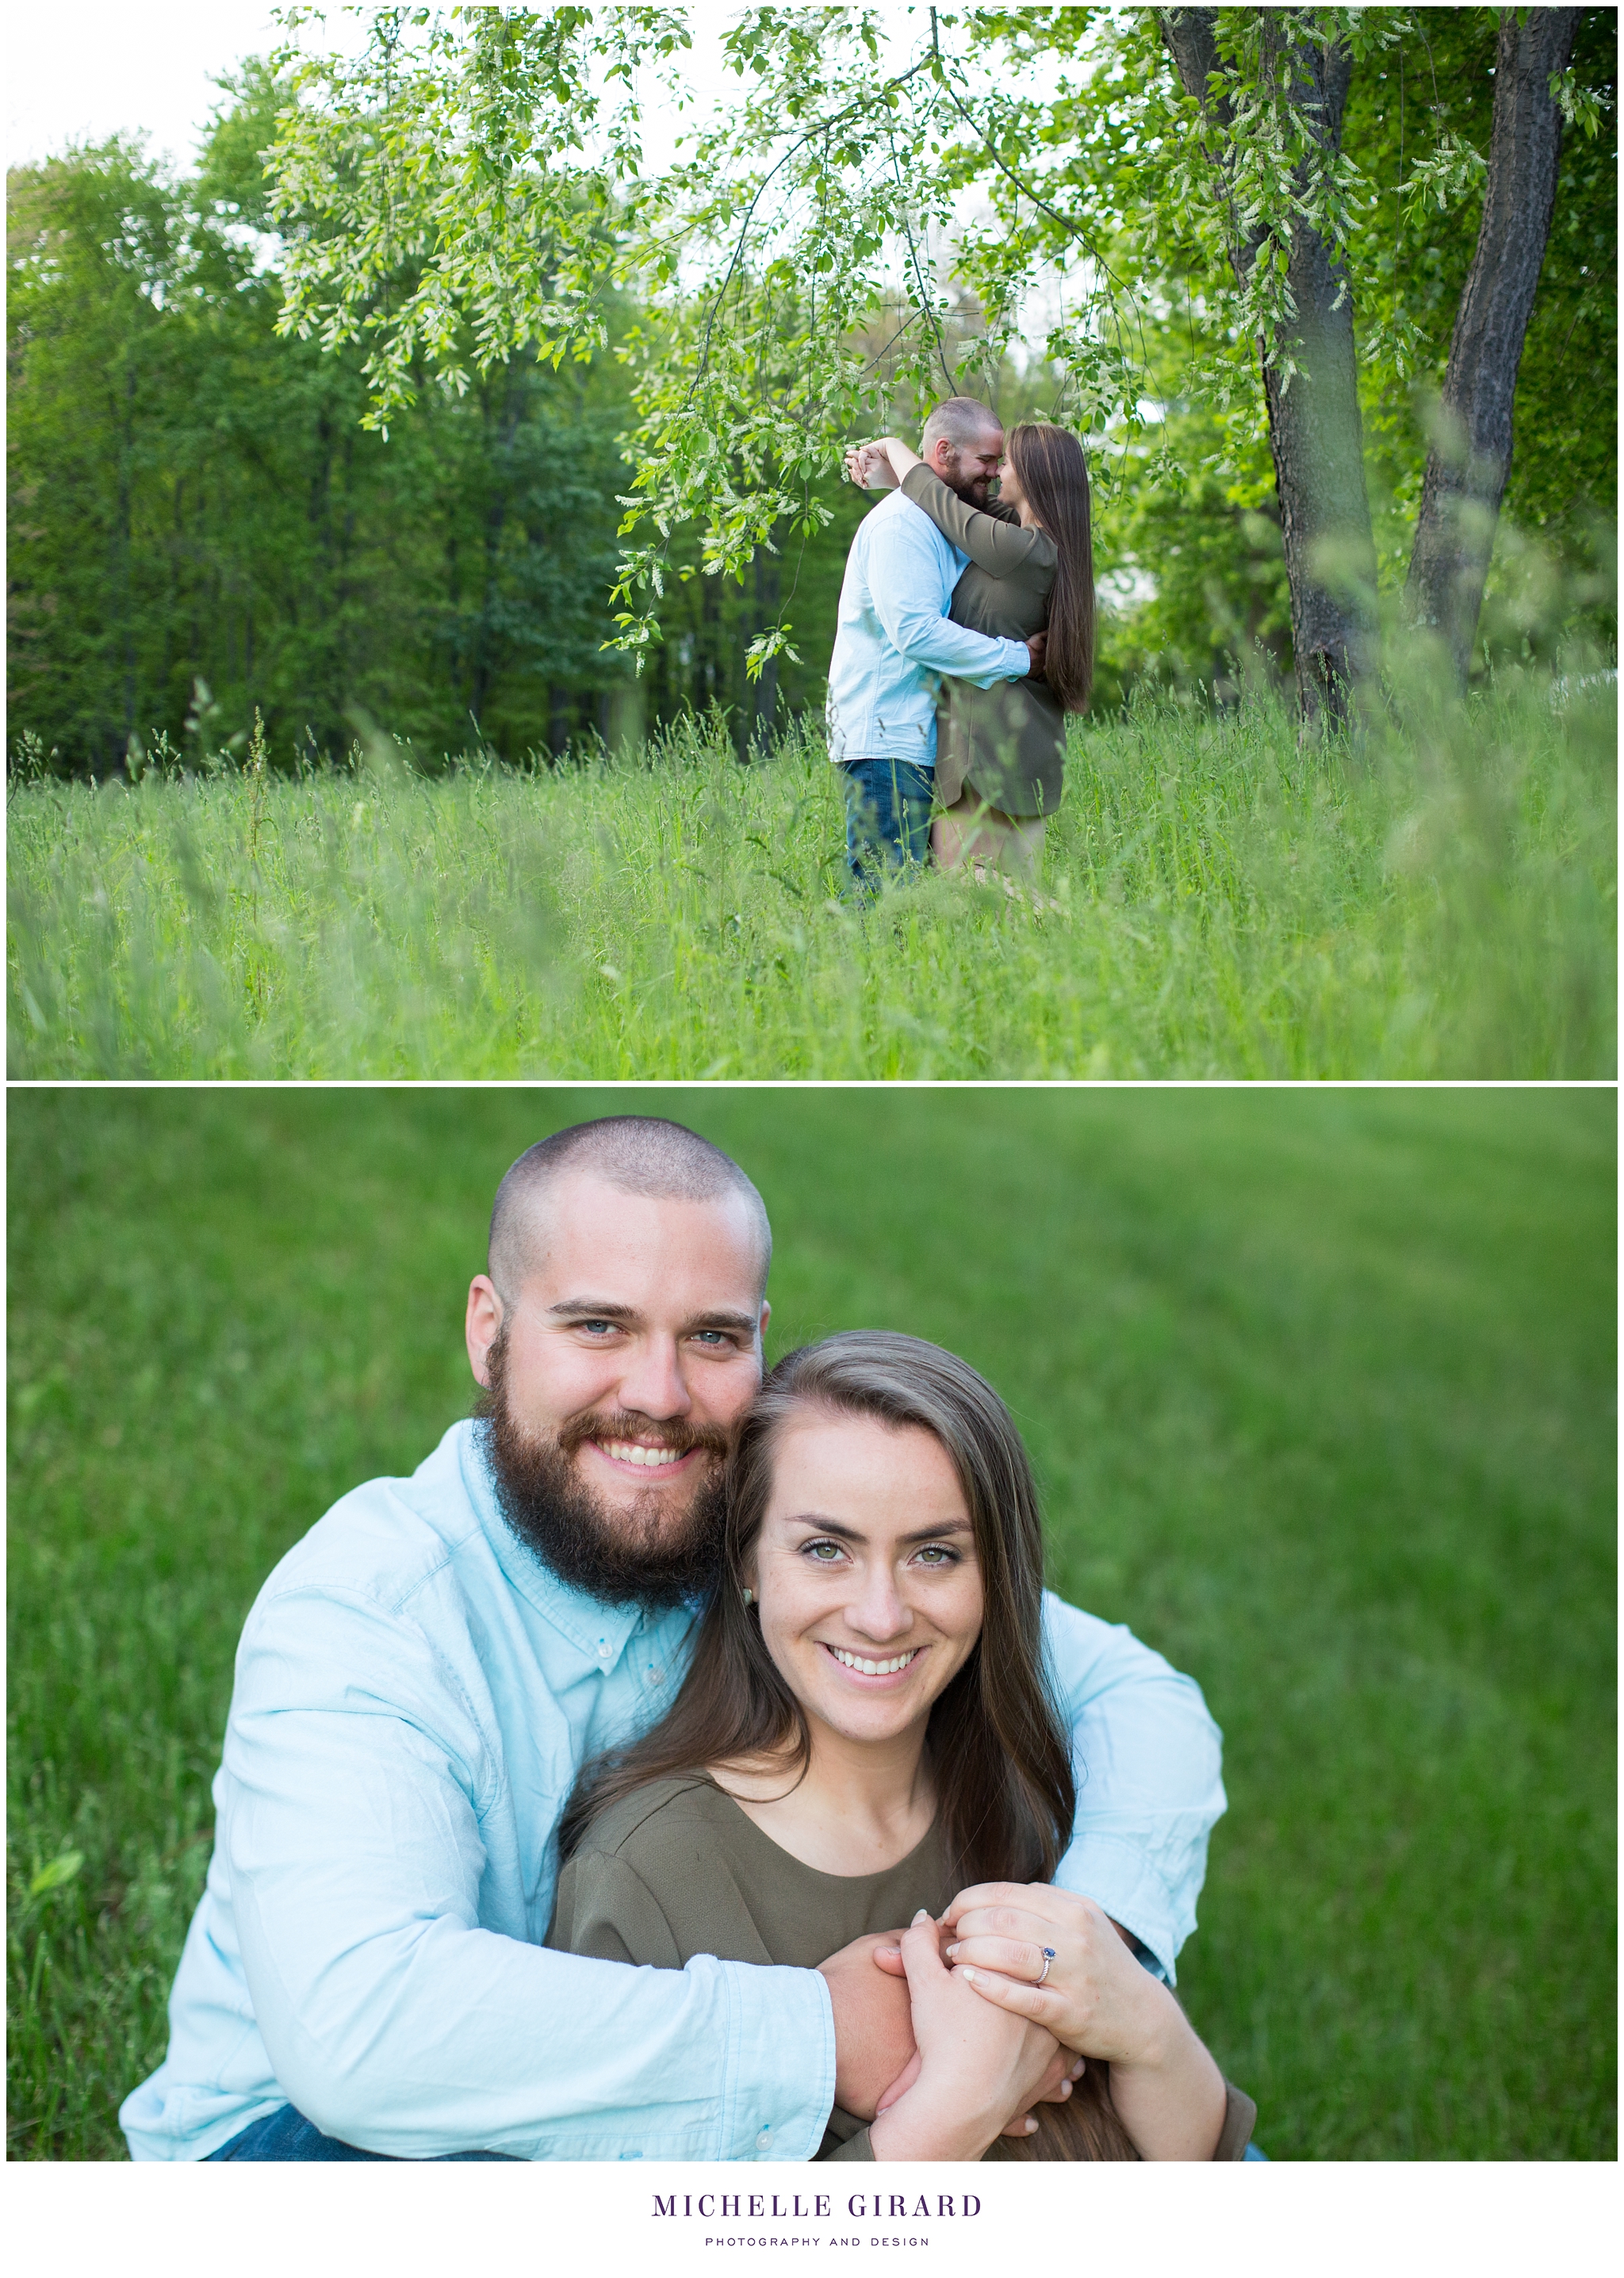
[6,2,301,170]
[4,2,744,175]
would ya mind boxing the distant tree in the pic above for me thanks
[7,141,182,758]
[10,67,868,771]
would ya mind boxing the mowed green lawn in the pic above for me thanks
[7,1085,1615,2158]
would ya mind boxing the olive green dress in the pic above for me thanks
[900,464,1067,819]
[546,1775,1255,2162]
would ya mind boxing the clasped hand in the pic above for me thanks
[818,1919,1078,2161]
[927,1883,1229,2159]
[867,1911,1080,2161]
[843,439,901,491]
[936,1883,1168,2062]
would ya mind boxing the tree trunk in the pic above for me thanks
[751,534,781,756]
[471,366,526,725]
[1404,8,1578,685]
[546,684,571,759]
[1160,8,1377,729]
[117,359,138,762]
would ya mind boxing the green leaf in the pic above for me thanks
[30,1851,84,1897]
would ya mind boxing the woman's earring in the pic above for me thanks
[741,1587,755,1606]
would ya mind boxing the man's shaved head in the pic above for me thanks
[921,395,1002,456]
[488,1118,772,1305]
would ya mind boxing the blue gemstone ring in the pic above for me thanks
[1036,1947,1056,1985]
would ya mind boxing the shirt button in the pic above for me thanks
[596,1640,613,1663]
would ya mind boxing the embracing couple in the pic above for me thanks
[829,397,1094,895]
[122,1116,1254,2163]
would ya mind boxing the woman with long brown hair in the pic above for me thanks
[858,412,1095,891]
[548,1332,1252,2161]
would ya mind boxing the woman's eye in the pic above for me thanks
[913,1545,956,1566]
[803,1541,845,1563]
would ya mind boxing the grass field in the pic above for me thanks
[7,672,1615,1079]
[7,1085,1615,2160]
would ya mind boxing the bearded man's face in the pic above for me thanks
[464,1173,769,1608]
[479,1325,730,1606]
[938,427,1005,507]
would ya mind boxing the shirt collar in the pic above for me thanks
[456,1419,647,1671]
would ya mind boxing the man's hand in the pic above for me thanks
[818,1932,917,2122]
[1025,629,1048,680]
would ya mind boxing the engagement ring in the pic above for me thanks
[1037,1947,1055,1985]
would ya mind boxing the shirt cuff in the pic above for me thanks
[717,1960,837,2161]
[959,636,1032,691]
[1052,1833,1184,1985]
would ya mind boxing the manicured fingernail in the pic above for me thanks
[912,1909,930,1924]
[944,1943,959,1958]
[1024,2118,1038,2134]
[960,1967,979,1985]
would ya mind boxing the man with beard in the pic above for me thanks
[121,1116,1225,2162]
[828,396,1042,888]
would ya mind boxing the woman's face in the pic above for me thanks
[745,1411,984,1750]
[994,451,1025,512]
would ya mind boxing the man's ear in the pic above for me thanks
[465,1275,504,1387]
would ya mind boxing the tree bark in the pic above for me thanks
[751,531,781,756]
[1404,8,1579,685]
[1160,8,1377,729]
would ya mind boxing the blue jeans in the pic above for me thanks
[207,2098,1264,2164]
[838,757,934,890]
[206,2104,514,2161]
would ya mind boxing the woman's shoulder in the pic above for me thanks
[569,1774,740,1864]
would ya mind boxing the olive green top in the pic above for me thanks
[546,1775,1255,2163]
[901,463,1067,818]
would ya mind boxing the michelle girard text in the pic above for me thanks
[653,2195,981,2220]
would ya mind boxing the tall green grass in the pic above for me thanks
[8,674,1614,1077]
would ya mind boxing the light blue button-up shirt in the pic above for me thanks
[121,1421,1224,2162]
[825,487,1032,766]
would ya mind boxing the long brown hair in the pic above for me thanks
[1008,423,1095,714]
[560,1330,1137,2161]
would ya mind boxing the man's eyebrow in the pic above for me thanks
[545,1299,759,1334]
[546,1298,643,1323]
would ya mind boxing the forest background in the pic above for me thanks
[8,9,1618,779]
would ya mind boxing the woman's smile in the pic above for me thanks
[819,1640,926,1682]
